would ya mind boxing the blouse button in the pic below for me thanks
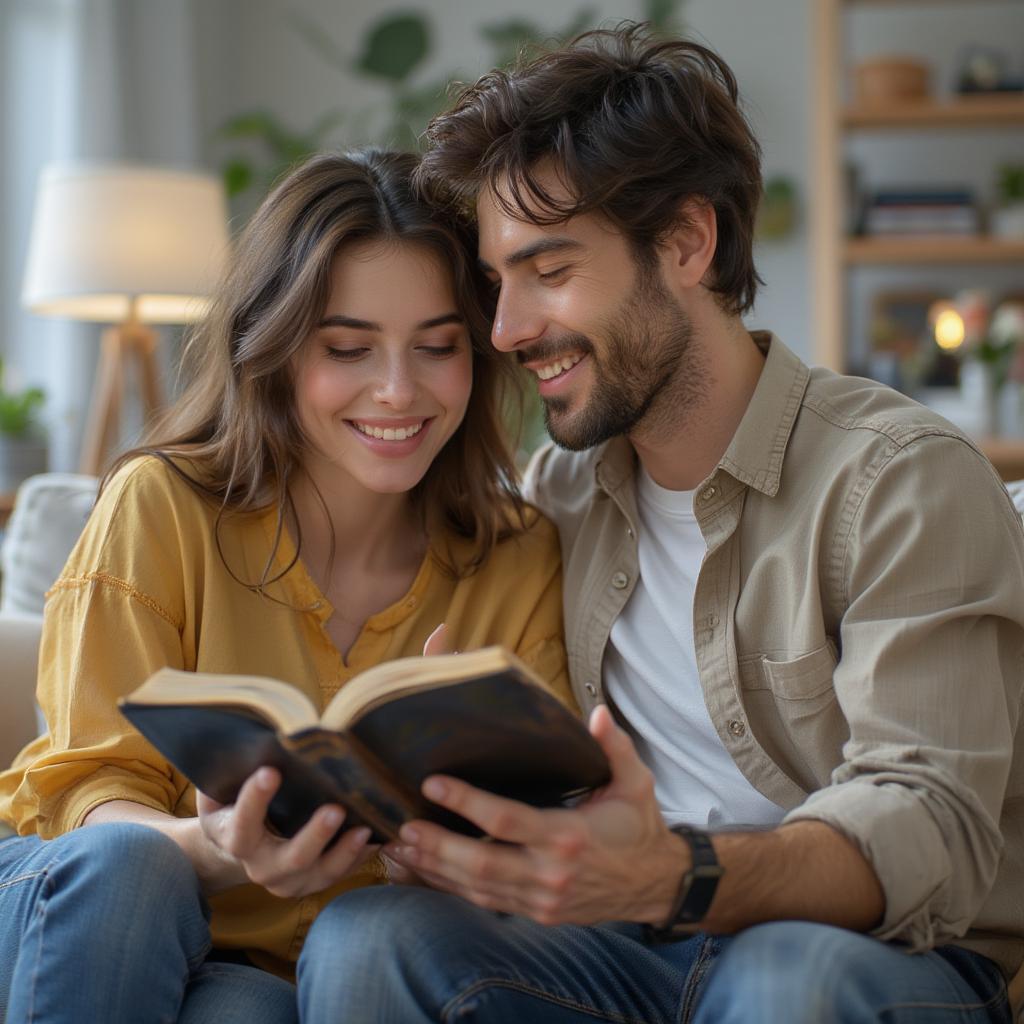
[585,682,598,697]
[728,719,746,738]
[611,571,629,589]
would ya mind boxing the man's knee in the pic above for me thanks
[696,921,887,1023]
[302,885,469,971]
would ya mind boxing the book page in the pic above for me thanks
[123,667,321,735]
[320,646,536,730]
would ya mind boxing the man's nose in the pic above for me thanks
[491,284,546,353]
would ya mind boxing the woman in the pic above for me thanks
[0,150,570,1023]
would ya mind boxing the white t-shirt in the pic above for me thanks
[603,467,785,829]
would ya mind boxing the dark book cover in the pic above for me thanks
[121,668,611,844]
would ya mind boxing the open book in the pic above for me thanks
[119,647,610,843]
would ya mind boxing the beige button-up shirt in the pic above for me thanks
[525,333,1024,978]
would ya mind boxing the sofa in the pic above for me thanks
[3,471,1024,1015]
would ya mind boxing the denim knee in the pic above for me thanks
[696,921,907,1024]
[61,821,201,895]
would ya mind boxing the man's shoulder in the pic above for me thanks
[802,367,974,452]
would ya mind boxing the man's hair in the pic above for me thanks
[417,23,764,315]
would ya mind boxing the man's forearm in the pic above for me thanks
[688,819,884,934]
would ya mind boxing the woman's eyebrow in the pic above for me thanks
[317,313,464,330]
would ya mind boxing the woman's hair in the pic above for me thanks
[416,22,764,316]
[107,149,524,582]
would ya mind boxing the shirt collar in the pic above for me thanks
[719,332,810,497]
[593,332,809,500]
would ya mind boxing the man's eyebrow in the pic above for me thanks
[317,313,463,331]
[479,237,584,274]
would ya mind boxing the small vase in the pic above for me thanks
[959,359,999,438]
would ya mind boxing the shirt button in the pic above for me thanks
[310,600,323,610]
[700,485,717,503]
[627,527,635,539]
[611,571,629,589]
[708,613,719,628]
[585,682,598,697]
[728,719,746,737]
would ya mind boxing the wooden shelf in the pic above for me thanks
[844,236,1024,264]
[844,95,1024,129]
[846,0,1021,6]
[979,437,1024,482]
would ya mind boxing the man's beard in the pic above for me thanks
[528,269,708,452]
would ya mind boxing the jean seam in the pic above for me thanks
[25,867,55,1023]
[0,870,45,891]
[442,976,654,1024]
[678,936,716,1024]
[877,982,1010,1017]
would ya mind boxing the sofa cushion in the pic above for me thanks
[1,473,98,616]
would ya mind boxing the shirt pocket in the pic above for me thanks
[738,641,847,791]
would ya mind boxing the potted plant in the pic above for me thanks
[992,163,1024,239]
[0,359,47,494]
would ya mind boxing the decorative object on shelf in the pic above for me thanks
[861,187,979,237]
[853,56,930,106]
[21,164,229,476]
[756,176,799,241]
[941,290,1024,438]
[956,45,1023,95]
[869,290,946,392]
[0,358,47,494]
[992,163,1024,240]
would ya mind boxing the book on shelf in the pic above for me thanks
[862,188,979,237]
[119,647,610,843]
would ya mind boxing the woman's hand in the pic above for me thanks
[195,766,376,898]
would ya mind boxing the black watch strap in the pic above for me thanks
[646,825,722,941]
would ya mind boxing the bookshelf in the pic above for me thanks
[811,0,1024,478]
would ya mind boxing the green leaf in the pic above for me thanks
[222,159,253,199]
[481,18,546,66]
[218,111,288,146]
[357,13,430,83]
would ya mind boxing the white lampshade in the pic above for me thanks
[21,163,229,324]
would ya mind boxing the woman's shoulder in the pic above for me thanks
[100,454,217,517]
[480,502,561,573]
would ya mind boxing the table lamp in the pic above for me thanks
[21,163,229,475]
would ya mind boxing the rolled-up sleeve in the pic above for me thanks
[783,434,1024,949]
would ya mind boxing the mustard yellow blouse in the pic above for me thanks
[0,456,571,977]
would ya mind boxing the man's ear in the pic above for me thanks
[659,198,717,291]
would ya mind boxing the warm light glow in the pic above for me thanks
[934,308,965,351]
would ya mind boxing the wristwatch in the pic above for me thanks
[646,825,723,941]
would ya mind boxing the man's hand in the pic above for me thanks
[196,766,375,897]
[385,705,688,926]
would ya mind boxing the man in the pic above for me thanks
[296,25,1024,1023]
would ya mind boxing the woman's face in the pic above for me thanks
[293,240,473,497]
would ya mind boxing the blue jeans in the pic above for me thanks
[0,824,296,1024]
[297,886,1013,1023]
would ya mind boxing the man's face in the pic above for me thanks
[477,174,708,451]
